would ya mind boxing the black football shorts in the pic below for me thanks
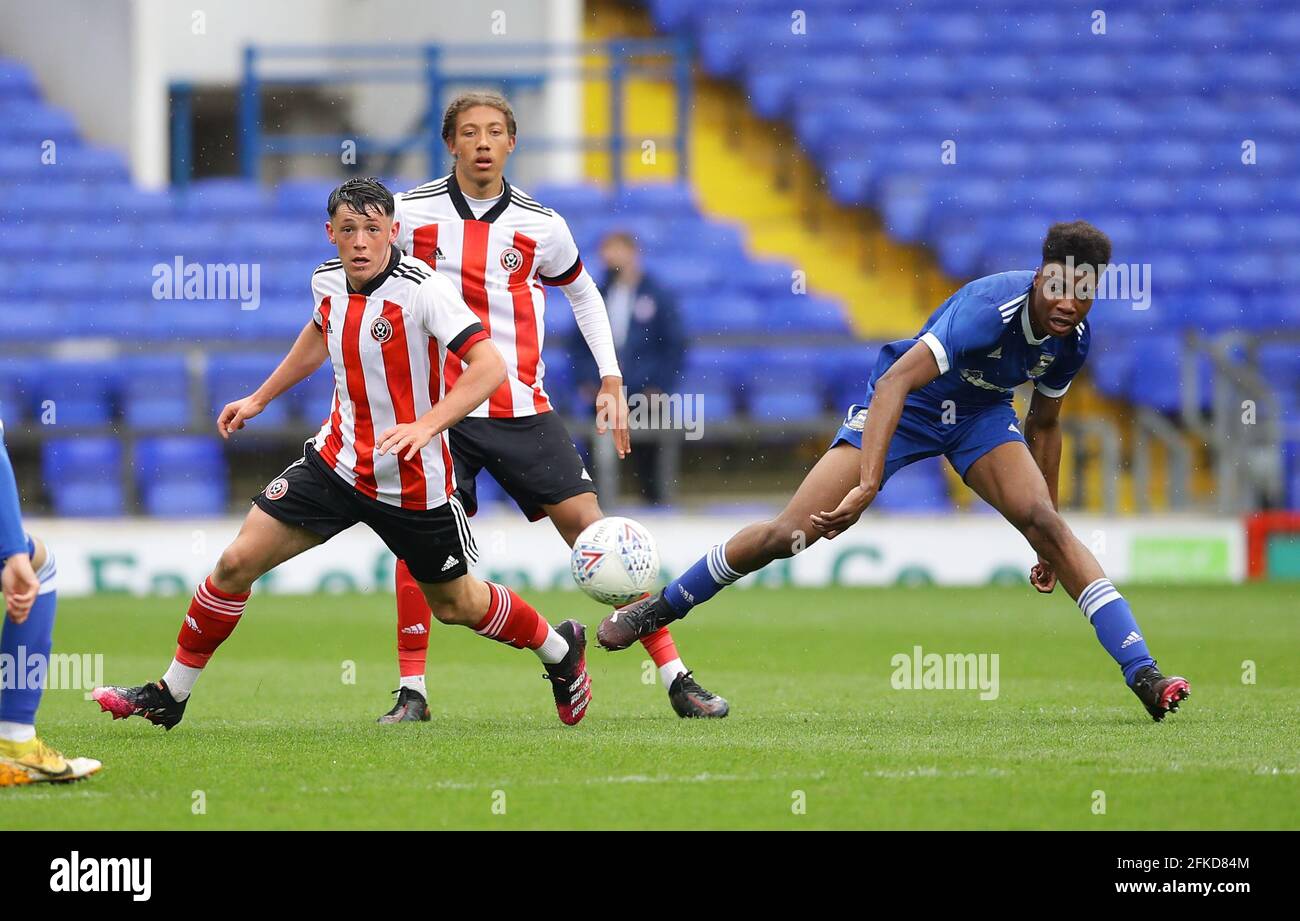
[251,443,477,583]
[450,413,597,521]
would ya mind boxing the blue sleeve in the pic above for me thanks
[0,422,29,561]
[919,289,1008,375]
[1035,323,1090,398]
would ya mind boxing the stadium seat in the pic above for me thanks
[135,437,229,517]
[42,437,125,516]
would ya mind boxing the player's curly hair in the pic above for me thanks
[442,91,517,141]
[326,177,394,218]
[1042,221,1111,274]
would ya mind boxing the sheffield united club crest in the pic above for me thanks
[370,316,393,343]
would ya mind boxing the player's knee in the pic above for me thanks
[212,545,258,593]
[759,519,805,561]
[1021,501,1067,552]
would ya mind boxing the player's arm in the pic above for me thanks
[1024,388,1065,508]
[378,336,505,461]
[0,426,38,621]
[540,216,629,458]
[811,342,940,538]
[218,319,329,439]
[1024,384,1069,593]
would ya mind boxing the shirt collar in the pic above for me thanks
[447,171,512,223]
[1020,291,1049,346]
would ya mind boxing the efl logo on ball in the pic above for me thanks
[570,516,660,606]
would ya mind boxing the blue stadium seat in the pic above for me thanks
[42,438,125,516]
[37,360,120,426]
[123,355,193,430]
[206,354,291,427]
[135,436,229,517]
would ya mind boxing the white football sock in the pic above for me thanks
[536,625,569,664]
[0,721,36,743]
[399,674,427,697]
[659,658,688,689]
[162,659,203,702]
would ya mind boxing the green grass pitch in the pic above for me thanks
[4,583,1297,829]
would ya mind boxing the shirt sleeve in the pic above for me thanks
[311,273,326,328]
[0,422,30,562]
[535,213,584,286]
[415,273,489,360]
[919,288,1012,375]
[1034,322,1090,398]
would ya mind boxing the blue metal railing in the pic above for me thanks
[171,39,692,188]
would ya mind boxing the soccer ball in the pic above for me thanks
[570,517,660,606]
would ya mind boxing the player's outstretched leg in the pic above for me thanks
[547,492,728,717]
[598,444,862,651]
[964,442,1190,721]
[417,573,591,726]
[380,559,433,723]
[93,507,323,730]
[0,539,101,785]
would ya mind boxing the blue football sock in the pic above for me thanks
[1076,578,1154,685]
[663,543,743,616]
[0,585,57,726]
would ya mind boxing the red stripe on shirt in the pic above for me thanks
[378,300,426,510]
[461,221,513,418]
[340,294,378,499]
[506,232,550,413]
[413,223,439,270]
[317,297,345,467]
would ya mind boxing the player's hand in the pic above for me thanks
[1030,558,1057,594]
[217,394,267,439]
[810,484,877,540]
[595,376,631,459]
[377,419,438,461]
[3,552,40,623]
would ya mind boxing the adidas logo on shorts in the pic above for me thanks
[441,555,459,572]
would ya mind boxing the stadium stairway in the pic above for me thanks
[582,0,940,340]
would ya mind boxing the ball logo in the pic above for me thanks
[370,316,393,343]
[264,478,289,501]
[499,247,523,272]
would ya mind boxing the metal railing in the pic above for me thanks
[169,39,693,188]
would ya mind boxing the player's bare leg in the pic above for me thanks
[416,572,591,725]
[543,491,728,717]
[598,444,862,651]
[92,507,324,729]
[963,441,1189,720]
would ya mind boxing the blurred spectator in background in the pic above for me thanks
[579,230,685,505]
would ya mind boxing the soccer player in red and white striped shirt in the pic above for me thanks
[380,92,727,721]
[92,178,592,730]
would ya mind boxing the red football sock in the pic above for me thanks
[474,582,549,650]
[640,626,679,667]
[175,576,249,668]
[395,559,432,678]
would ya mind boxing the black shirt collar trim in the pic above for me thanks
[447,171,512,223]
[347,244,402,297]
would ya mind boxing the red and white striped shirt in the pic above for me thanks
[310,247,489,510]
[395,174,587,419]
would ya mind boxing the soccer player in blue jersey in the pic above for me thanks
[599,221,1191,721]
[0,421,101,784]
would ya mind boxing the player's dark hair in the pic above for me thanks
[442,90,517,141]
[326,177,394,218]
[1041,220,1111,274]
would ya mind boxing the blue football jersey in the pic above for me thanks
[866,271,1090,412]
